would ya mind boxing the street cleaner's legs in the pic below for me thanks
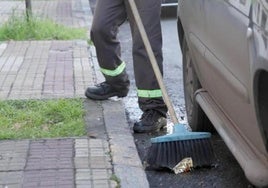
[125,0,167,133]
[85,0,130,100]
[85,0,167,133]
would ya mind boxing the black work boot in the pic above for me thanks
[85,82,129,100]
[133,110,167,133]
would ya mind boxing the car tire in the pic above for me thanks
[182,38,214,132]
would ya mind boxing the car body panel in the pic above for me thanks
[202,0,267,154]
[195,91,268,187]
[178,0,268,186]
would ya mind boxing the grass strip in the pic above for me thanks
[0,13,87,41]
[0,99,86,139]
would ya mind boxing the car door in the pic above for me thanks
[200,0,262,146]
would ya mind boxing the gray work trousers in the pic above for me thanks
[90,0,167,115]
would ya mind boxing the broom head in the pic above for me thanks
[147,124,215,170]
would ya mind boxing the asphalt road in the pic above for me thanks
[88,1,253,187]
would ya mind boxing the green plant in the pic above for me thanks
[110,174,121,188]
[0,12,87,41]
[87,38,94,46]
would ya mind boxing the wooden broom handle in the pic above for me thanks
[128,0,179,125]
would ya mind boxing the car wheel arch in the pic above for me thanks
[177,17,184,53]
[253,69,268,152]
[181,36,214,132]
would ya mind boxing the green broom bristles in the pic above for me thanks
[147,124,215,170]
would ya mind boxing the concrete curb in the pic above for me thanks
[102,100,150,188]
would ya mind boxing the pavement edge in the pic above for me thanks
[102,100,150,188]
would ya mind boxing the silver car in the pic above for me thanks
[177,0,268,187]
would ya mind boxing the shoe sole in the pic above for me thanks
[133,120,167,133]
[85,90,127,100]
[133,125,167,133]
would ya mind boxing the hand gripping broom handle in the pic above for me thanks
[128,0,179,125]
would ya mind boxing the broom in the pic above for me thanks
[128,0,215,169]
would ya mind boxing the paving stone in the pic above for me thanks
[0,140,29,171]
[74,157,89,169]
[23,169,75,188]
[75,138,88,146]
[0,171,24,185]
[77,185,92,188]
[76,180,92,186]
[93,180,110,188]
[92,169,112,180]
[26,139,74,170]
[0,184,18,188]
[90,156,112,169]
[76,169,91,180]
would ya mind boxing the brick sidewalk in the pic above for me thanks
[0,0,149,187]
[0,138,115,188]
[0,0,94,100]
[0,40,94,100]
